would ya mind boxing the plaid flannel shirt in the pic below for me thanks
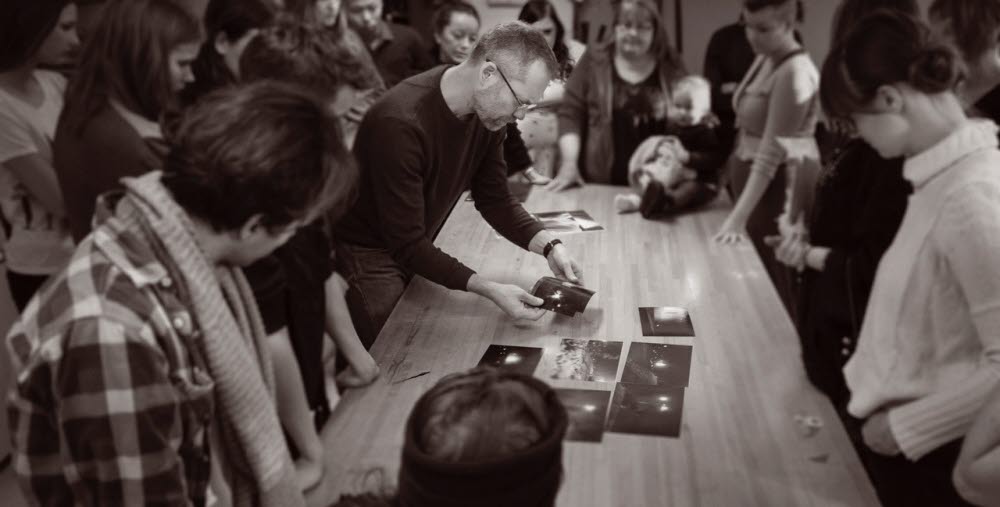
[6,194,215,506]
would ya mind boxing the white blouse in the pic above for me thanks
[845,120,1000,460]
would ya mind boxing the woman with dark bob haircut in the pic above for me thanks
[821,10,1000,507]
[331,367,569,506]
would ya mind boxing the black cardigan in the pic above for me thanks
[798,138,911,407]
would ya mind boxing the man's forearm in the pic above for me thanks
[528,230,557,255]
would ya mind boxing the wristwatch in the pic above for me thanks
[543,239,563,258]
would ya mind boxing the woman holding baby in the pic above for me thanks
[716,0,820,320]
[550,0,687,191]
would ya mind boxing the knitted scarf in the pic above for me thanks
[120,172,303,507]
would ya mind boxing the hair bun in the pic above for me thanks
[908,45,960,93]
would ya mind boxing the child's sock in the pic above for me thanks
[615,193,642,213]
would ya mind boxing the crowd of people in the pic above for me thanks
[1,0,998,505]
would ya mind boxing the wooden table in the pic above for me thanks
[312,185,880,507]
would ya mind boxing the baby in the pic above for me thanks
[615,75,725,218]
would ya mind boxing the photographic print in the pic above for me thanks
[534,210,604,233]
[476,345,543,376]
[532,276,596,316]
[542,339,623,382]
[606,383,685,438]
[620,342,693,388]
[638,307,695,337]
[555,388,612,442]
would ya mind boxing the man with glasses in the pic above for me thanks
[335,22,582,346]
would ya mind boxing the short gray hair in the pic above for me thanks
[468,21,559,81]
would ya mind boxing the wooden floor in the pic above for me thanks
[309,185,881,507]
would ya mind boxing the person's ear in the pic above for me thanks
[237,214,266,240]
[874,84,904,114]
[479,60,498,87]
[214,31,230,57]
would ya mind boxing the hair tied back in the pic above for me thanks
[908,44,961,93]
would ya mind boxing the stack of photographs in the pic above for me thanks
[533,210,604,233]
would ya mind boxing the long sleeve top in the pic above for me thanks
[844,120,1000,460]
[334,66,543,291]
[732,52,819,180]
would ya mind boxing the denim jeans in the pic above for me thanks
[334,242,411,348]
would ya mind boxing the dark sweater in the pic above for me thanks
[244,221,334,413]
[370,22,434,88]
[334,66,544,290]
[667,122,726,183]
[54,102,167,241]
[799,138,910,407]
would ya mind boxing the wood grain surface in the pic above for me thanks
[310,185,880,507]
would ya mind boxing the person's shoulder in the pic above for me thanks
[7,242,159,372]
[390,23,424,43]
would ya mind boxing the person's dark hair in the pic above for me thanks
[62,0,201,132]
[744,0,804,24]
[830,0,918,47]
[332,368,568,507]
[240,20,382,94]
[188,0,276,92]
[613,0,686,79]
[0,0,72,71]
[820,10,963,120]
[468,21,559,81]
[928,0,1000,62]
[163,80,357,233]
[433,1,480,35]
[518,0,574,77]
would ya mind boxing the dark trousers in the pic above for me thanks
[725,157,799,321]
[836,407,973,507]
[6,271,47,312]
[334,242,411,348]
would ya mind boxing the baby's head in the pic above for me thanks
[670,75,711,127]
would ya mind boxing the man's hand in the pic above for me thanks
[468,275,546,320]
[547,243,583,283]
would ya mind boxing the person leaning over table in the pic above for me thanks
[331,367,569,507]
[333,22,583,348]
[547,0,686,192]
[715,0,820,323]
[7,81,351,507]
[821,11,1000,506]
[428,1,547,185]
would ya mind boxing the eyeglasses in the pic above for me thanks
[487,59,535,112]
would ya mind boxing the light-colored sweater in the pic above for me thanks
[732,52,819,179]
[844,120,1000,460]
